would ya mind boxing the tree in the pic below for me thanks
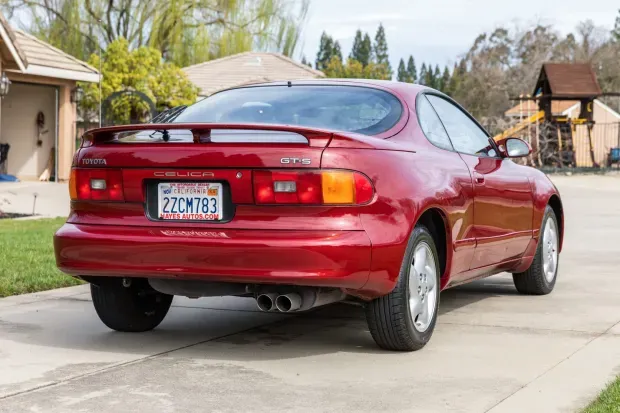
[323,57,391,80]
[613,9,620,42]
[422,63,436,88]
[433,65,442,89]
[316,32,335,71]
[350,30,364,63]
[301,56,311,67]
[350,30,372,66]
[406,56,417,83]
[397,58,407,82]
[81,38,198,125]
[333,41,343,62]
[373,23,392,78]
[361,33,373,66]
[447,60,467,101]
[4,0,309,66]
[418,63,428,85]
[440,66,451,94]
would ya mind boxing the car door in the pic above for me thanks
[426,94,533,270]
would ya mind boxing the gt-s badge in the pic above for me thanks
[280,158,311,165]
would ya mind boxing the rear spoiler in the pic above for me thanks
[81,123,404,150]
[82,123,334,148]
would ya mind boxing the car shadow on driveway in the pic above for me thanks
[1,275,519,362]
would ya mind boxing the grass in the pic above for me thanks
[584,376,620,413]
[0,217,82,297]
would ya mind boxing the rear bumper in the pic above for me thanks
[54,223,371,289]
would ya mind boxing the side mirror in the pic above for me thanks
[500,138,532,158]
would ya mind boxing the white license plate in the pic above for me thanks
[157,182,222,221]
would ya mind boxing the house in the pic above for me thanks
[183,52,324,98]
[0,14,99,182]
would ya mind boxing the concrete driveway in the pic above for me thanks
[0,181,69,217]
[1,175,619,413]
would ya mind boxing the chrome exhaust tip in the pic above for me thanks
[275,293,302,313]
[256,293,278,312]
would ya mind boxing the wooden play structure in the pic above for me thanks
[495,63,620,168]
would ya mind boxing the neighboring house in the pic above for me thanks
[183,52,324,98]
[0,15,99,182]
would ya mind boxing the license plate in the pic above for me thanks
[157,182,222,221]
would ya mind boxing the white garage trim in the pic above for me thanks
[7,65,100,83]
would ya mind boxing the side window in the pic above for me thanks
[416,95,453,150]
[426,95,497,157]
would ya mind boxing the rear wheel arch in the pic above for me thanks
[415,207,449,280]
[547,194,564,251]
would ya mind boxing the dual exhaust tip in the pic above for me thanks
[256,293,302,313]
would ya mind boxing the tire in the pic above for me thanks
[365,225,441,351]
[91,279,173,332]
[513,205,560,295]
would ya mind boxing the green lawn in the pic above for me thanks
[0,217,82,297]
[584,376,620,413]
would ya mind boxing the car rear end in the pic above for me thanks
[55,123,376,291]
[54,84,406,297]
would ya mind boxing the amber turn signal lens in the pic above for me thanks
[69,169,78,200]
[321,171,355,204]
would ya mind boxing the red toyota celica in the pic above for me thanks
[54,80,563,351]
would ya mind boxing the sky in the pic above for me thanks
[299,0,619,71]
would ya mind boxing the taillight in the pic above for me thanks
[253,170,373,205]
[69,168,124,201]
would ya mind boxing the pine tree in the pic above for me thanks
[440,66,451,94]
[418,63,428,86]
[397,58,407,82]
[613,9,620,42]
[350,30,363,63]
[316,32,335,71]
[433,65,442,90]
[373,23,392,78]
[360,33,373,66]
[448,60,467,97]
[406,56,417,83]
[424,63,436,88]
[333,41,343,62]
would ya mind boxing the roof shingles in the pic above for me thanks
[535,63,602,98]
[14,30,98,74]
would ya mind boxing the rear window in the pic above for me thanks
[170,85,403,136]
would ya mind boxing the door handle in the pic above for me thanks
[474,173,485,184]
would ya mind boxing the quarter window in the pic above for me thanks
[426,95,497,157]
[417,95,453,150]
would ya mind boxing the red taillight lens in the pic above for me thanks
[253,170,373,205]
[70,168,124,201]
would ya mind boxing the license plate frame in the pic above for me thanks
[157,182,223,221]
[145,180,233,223]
